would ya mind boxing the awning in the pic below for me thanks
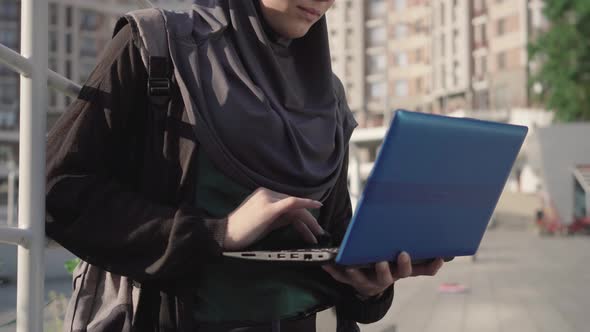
[573,165,590,193]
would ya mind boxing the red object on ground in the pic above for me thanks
[568,216,590,234]
[438,283,470,293]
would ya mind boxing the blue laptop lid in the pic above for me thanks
[335,110,528,266]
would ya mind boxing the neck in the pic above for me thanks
[255,0,292,47]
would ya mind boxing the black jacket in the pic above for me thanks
[45,25,394,331]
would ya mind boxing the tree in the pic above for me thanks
[528,0,590,122]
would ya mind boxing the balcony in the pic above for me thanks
[473,39,488,50]
[472,3,487,18]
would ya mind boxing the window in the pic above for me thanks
[394,0,406,11]
[474,0,485,14]
[66,6,73,28]
[0,0,19,19]
[368,81,386,99]
[0,79,18,104]
[368,0,386,19]
[49,3,58,25]
[80,36,98,57]
[0,29,18,49]
[80,61,96,83]
[395,80,408,97]
[65,60,72,79]
[49,90,58,107]
[474,24,487,47]
[415,48,423,63]
[497,18,506,36]
[49,30,58,53]
[80,10,101,31]
[497,52,506,70]
[475,56,487,79]
[49,58,57,71]
[65,33,72,54]
[367,26,386,47]
[474,90,489,109]
[396,51,408,66]
[395,23,407,39]
[345,28,355,47]
[416,77,423,93]
[367,54,387,74]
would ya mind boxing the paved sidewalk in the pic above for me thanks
[318,228,590,332]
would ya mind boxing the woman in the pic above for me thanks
[45,0,445,331]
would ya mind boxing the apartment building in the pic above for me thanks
[328,0,547,123]
[430,0,472,113]
[0,0,190,129]
[0,0,20,133]
[388,0,432,114]
[430,0,547,113]
[0,0,189,163]
[327,0,391,127]
[326,0,366,121]
[472,0,547,111]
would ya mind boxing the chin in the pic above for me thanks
[287,25,313,39]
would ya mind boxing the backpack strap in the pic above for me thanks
[114,8,171,105]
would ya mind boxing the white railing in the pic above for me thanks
[348,127,388,209]
[0,1,154,330]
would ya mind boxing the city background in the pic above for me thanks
[1,0,589,331]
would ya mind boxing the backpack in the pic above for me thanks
[114,8,173,107]
[63,9,177,332]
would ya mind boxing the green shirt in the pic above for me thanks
[193,149,340,323]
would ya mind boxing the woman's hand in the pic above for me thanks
[223,187,325,251]
[322,252,445,299]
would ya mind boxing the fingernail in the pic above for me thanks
[400,251,410,263]
[314,200,323,206]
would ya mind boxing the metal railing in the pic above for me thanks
[0,0,153,330]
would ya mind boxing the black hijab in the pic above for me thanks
[167,0,357,201]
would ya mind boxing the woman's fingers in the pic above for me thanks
[269,195,325,243]
[289,208,325,236]
[292,219,318,244]
[321,265,349,284]
[271,196,322,218]
[411,258,444,277]
[344,267,370,286]
[375,261,394,286]
[393,251,413,280]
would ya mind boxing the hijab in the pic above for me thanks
[169,0,357,201]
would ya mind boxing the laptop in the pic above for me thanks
[223,110,528,266]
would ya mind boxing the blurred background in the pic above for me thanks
[0,0,589,331]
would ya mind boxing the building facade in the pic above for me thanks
[0,0,189,163]
[327,0,548,127]
[327,0,392,128]
[388,0,433,114]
